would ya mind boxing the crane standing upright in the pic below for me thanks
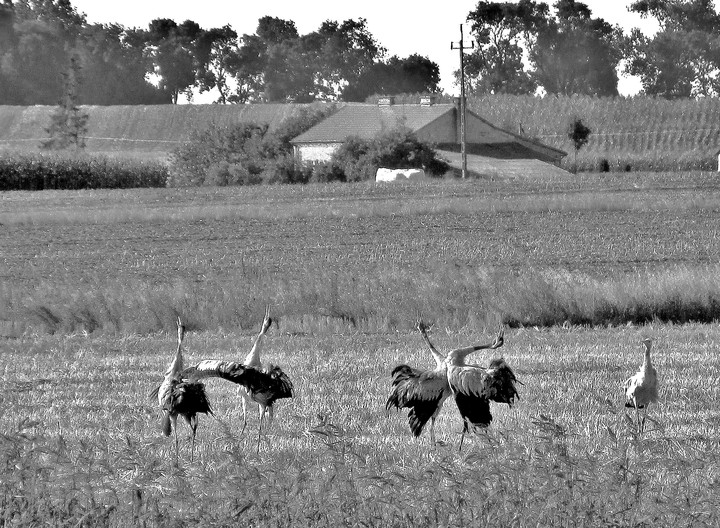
[182,359,293,453]
[181,307,293,453]
[386,319,451,444]
[238,306,273,434]
[153,317,212,461]
[624,338,659,434]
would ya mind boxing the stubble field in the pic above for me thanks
[1,172,720,526]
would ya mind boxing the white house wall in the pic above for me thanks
[295,143,339,164]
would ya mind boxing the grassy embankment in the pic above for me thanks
[2,95,720,173]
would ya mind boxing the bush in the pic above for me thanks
[168,105,337,187]
[205,161,263,186]
[331,129,450,181]
[168,122,269,186]
[261,154,312,184]
[310,161,346,183]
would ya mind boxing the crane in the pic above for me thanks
[624,338,658,434]
[385,319,450,444]
[445,326,520,451]
[152,317,212,461]
[238,306,273,434]
[182,359,293,453]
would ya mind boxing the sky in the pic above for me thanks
[69,0,661,101]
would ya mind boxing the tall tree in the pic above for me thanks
[343,54,441,101]
[308,18,384,100]
[1,0,85,104]
[530,0,622,96]
[233,16,385,102]
[625,0,720,98]
[76,23,169,104]
[232,17,307,102]
[196,25,238,104]
[465,0,545,94]
[131,18,206,104]
[41,54,88,150]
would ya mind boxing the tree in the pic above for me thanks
[233,17,310,102]
[0,0,85,105]
[465,0,544,94]
[130,18,206,104]
[76,23,169,104]
[233,17,386,102]
[308,18,384,100]
[343,54,441,101]
[465,0,622,96]
[41,55,89,151]
[196,25,238,104]
[567,117,590,173]
[530,0,623,96]
[625,0,720,98]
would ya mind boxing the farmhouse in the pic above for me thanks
[290,96,567,172]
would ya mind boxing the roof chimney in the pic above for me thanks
[378,95,395,106]
[420,95,436,106]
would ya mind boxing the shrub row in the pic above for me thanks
[0,153,169,191]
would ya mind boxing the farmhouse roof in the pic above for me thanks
[290,103,454,144]
[290,101,566,161]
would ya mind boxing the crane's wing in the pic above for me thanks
[449,359,520,430]
[386,364,450,437]
[450,359,520,405]
[623,373,647,408]
[182,359,246,383]
[183,360,294,404]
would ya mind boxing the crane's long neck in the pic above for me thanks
[244,330,265,367]
[642,343,652,371]
[165,343,184,378]
[418,330,446,367]
[447,342,495,366]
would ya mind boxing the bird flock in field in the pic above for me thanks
[152,309,659,460]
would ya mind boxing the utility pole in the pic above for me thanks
[451,24,473,179]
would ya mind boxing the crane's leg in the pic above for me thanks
[256,407,266,454]
[266,406,275,432]
[430,417,436,445]
[634,401,641,435]
[171,415,179,462]
[190,416,198,462]
[240,395,248,436]
[458,421,468,452]
[640,405,649,434]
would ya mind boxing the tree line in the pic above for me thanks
[1,0,719,106]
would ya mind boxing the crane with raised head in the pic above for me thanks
[152,317,212,461]
[385,319,450,444]
[238,306,273,434]
[182,358,293,453]
[445,325,520,451]
[624,337,658,434]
